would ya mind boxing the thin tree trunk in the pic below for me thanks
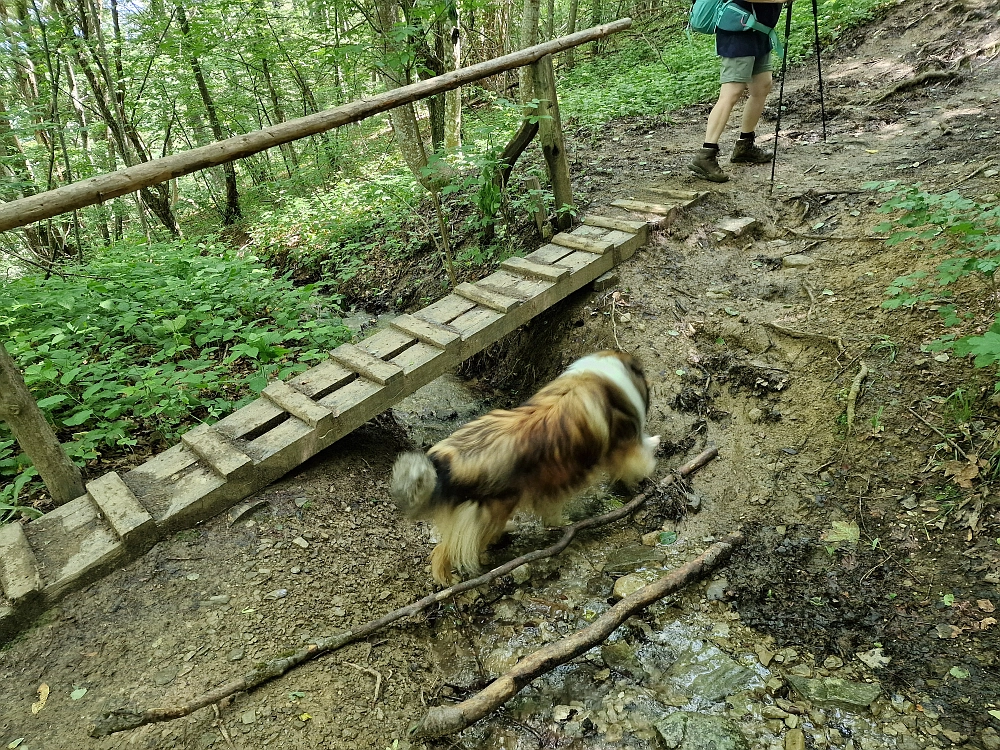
[0,342,85,506]
[565,0,580,68]
[545,0,556,39]
[175,1,241,224]
[444,9,461,151]
[518,0,540,104]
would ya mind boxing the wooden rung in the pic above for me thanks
[391,313,460,352]
[500,256,569,283]
[551,232,614,254]
[611,198,680,216]
[181,424,254,480]
[329,342,403,387]
[583,215,647,234]
[643,187,702,201]
[0,521,43,604]
[288,358,355,399]
[262,380,335,429]
[87,471,157,548]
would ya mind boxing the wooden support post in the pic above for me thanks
[531,55,574,231]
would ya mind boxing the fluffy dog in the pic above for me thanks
[390,351,660,584]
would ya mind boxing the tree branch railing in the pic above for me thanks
[0,19,632,234]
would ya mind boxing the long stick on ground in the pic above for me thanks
[90,447,719,738]
[410,531,744,739]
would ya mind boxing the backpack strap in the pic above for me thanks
[718,2,784,56]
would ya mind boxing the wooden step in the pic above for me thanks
[0,522,43,605]
[500,256,570,283]
[262,380,335,431]
[551,232,614,254]
[181,424,254,480]
[454,282,522,313]
[583,215,647,234]
[390,313,460,353]
[330,343,404,387]
[87,471,157,550]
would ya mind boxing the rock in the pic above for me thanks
[755,644,775,667]
[714,216,759,239]
[511,564,531,585]
[782,254,814,268]
[291,537,309,549]
[822,656,844,669]
[228,647,245,662]
[654,712,750,750]
[785,714,799,729]
[613,570,662,599]
[788,664,813,677]
[153,667,178,686]
[264,589,288,600]
[762,706,790,720]
[785,728,806,750]
[241,709,256,725]
[747,407,765,424]
[982,728,1000,750]
[642,531,663,546]
[786,676,881,710]
[604,544,663,574]
[705,577,729,601]
[662,626,755,703]
[601,641,645,680]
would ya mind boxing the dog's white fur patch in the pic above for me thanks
[564,353,648,426]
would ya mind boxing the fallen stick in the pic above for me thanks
[845,360,869,436]
[763,321,846,354]
[409,531,745,739]
[874,69,958,103]
[946,157,995,191]
[780,226,888,242]
[906,406,969,461]
[90,447,719,737]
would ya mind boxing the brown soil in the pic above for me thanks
[2,1,999,748]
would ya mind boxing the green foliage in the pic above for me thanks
[0,240,349,508]
[868,182,1000,390]
[558,0,892,125]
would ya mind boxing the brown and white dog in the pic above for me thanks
[390,351,660,585]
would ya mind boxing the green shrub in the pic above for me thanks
[0,239,350,513]
[871,182,1000,390]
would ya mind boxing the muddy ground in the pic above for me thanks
[2,0,999,748]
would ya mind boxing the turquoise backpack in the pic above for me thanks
[689,0,784,56]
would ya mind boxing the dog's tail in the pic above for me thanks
[390,452,438,517]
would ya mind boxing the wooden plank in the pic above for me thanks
[551,232,614,254]
[611,198,681,216]
[500,256,569,283]
[391,313,460,352]
[454,282,521,313]
[478,270,549,301]
[525,243,576,265]
[181,424,254,480]
[330,342,404,387]
[0,522,43,604]
[391,342,456,388]
[262,380,334,430]
[213,398,287,441]
[644,187,708,206]
[288,358,355,399]
[451,306,509,358]
[359,328,415,361]
[418,295,476,324]
[583,215,648,234]
[86,471,158,550]
[316,378,387,438]
[553,250,597,273]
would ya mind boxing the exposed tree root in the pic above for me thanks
[763,321,846,354]
[874,69,958,102]
[845,359,869,436]
[89,447,720,738]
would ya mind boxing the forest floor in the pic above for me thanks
[2,1,999,749]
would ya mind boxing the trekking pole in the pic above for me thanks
[769,0,794,195]
[811,0,827,141]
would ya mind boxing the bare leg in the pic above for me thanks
[705,82,749,144]
[740,71,773,134]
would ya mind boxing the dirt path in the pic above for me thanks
[2,2,998,749]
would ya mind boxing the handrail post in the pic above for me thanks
[531,55,573,231]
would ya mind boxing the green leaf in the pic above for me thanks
[70,687,88,700]
[947,666,969,679]
[63,410,93,427]
[36,394,69,409]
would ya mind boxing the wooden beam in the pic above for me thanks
[0,20,632,233]
[531,55,574,231]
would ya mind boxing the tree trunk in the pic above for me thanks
[0,342,85,506]
[518,0,540,104]
[175,1,241,224]
[565,0,580,68]
[532,55,572,229]
[444,9,461,151]
[590,0,604,55]
[545,0,556,39]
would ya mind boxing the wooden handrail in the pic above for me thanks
[0,19,632,233]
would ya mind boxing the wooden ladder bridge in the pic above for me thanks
[0,16,706,640]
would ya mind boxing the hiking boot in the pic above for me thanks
[730,138,774,164]
[689,147,730,183]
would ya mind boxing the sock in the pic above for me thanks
[739,131,755,141]
[703,142,719,150]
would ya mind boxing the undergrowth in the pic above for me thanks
[870,182,1000,391]
[0,239,349,517]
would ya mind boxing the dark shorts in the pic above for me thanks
[720,54,773,84]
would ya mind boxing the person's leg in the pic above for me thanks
[732,57,777,164]
[691,56,753,183]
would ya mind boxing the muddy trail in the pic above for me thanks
[2,1,999,749]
